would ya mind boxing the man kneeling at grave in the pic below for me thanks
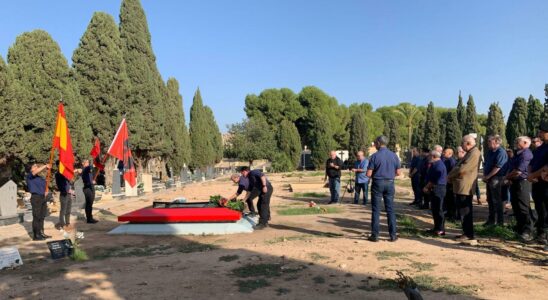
[239,167,273,230]
[226,173,258,217]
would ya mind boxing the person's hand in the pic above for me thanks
[329,163,335,168]
[422,187,429,194]
[262,186,267,193]
[481,177,488,183]
[45,164,52,169]
[350,168,355,172]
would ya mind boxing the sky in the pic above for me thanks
[1,0,547,131]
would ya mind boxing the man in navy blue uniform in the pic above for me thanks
[26,162,52,240]
[506,136,534,241]
[423,150,447,236]
[81,159,98,224]
[227,173,258,216]
[408,148,421,206]
[482,135,508,226]
[240,167,273,229]
[528,122,548,244]
[366,136,401,242]
[324,151,343,204]
[418,148,432,209]
[55,160,73,229]
[351,151,369,205]
[442,148,457,220]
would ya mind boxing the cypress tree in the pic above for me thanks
[463,95,479,135]
[348,112,369,156]
[7,30,92,163]
[277,119,302,168]
[506,97,528,146]
[456,91,466,133]
[443,111,461,150]
[421,101,440,149]
[204,106,223,163]
[309,108,336,169]
[0,55,13,158]
[412,118,425,148]
[72,12,130,145]
[526,94,543,137]
[119,0,168,160]
[384,118,399,153]
[189,88,211,169]
[164,78,191,171]
[485,102,506,146]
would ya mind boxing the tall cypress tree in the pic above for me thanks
[463,95,479,135]
[204,106,223,163]
[7,30,92,163]
[485,102,506,147]
[277,119,302,168]
[506,97,528,146]
[0,55,13,158]
[119,0,168,160]
[526,94,543,137]
[348,112,369,156]
[309,108,336,169]
[421,101,440,149]
[164,78,191,171]
[443,111,461,150]
[72,12,130,145]
[456,91,466,133]
[189,88,211,169]
[383,118,399,153]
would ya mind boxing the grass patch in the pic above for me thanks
[232,263,304,278]
[473,224,517,241]
[357,279,399,291]
[396,214,422,238]
[414,275,477,295]
[178,242,217,253]
[219,255,240,262]
[265,235,311,244]
[409,261,436,272]
[93,244,172,259]
[313,276,326,284]
[309,252,330,261]
[277,207,342,216]
[236,279,270,293]
[375,251,412,261]
[293,192,327,198]
[71,248,89,261]
[523,274,543,280]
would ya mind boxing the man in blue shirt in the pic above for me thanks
[408,148,421,206]
[528,122,548,243]
[240,167,273,229]
[81,159,98,224]
[351,151,369,205]
[482,135,508,226]
[366,136,401,242]
[55,160,74,229]
[442,148,457,221]
[227,173,258,216]
[423,150,447,235]
[26,162,52,241]
[506,136,534,241]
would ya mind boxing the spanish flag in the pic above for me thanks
[53,103,75,180]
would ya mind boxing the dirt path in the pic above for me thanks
[1,173,547,300]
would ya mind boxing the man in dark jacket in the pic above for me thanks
[26,162,52,240]
[324,151,343,204]
[240,167,273,229]
[55,160,73,229]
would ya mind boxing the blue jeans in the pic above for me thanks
[371,179,397,238]
[328,177,340,203]
[354,182,369,205]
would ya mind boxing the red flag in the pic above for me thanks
[107,119,137,187]
[52,103,75,180]
[89,138,104,171]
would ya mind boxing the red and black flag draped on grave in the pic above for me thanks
[107,119,137,187]
[89,137,104,171]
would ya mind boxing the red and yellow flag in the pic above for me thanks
[52,103,75,180]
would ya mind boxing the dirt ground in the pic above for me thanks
[1,172,547,300]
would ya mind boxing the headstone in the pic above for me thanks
[112,170,122,195]
[125,181,138,197]
[142,174,153,193]
[46,239,73,260]
[0,246,23,269]
[195,170,202,182]
[180,168,189,183]
[73,178,85,211]
[0,181,18,226]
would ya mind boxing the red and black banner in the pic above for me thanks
[107,119,137,187]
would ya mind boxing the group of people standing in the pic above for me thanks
[26,159,98,241]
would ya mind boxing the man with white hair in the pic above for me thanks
[448,135,481,243]
[506,136,534,241]
[482,135,508,226]
[423,150,447,235]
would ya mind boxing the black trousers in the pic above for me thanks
[510,180,532,235]
[246,189,260,214]
[83,187,95,221]
[411,175,421,203]
[257,184,273,225]
[456,194,474,239]
[444,184,456,220]
[531,180,548,234]
[30,193,47,236]
[420,178,429,207]
[486,176,504,225]
[430,185,446,231]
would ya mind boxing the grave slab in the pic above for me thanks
[0,181,19,226]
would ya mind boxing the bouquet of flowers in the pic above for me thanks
[209,195,244,212]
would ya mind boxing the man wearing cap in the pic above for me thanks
[366,135,401,242]
[482,135,508,226]
[528,122,548,244]
[423,150,447,236]
[240,166,273,229]
[26,163,52,241]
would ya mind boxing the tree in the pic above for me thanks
[189,88,212,169]
[0,55,12,158]
[412,118,425,148]
[72,12,131,145]
[443,111,461,150]
[506,97,528,146]
[164,78,191,171]
[277,119,302,169]
[421,101,440,149]
[7,30,92,163]
[119,0,168,161]
[308,108,337,169]
[383,117,399,153]
[485,102,506,147]
[393,103,420,151]
[456,91,466,133]
[204,106,223,163]
[348,112,369,156]
[526,94,543,137]
[463,95,479,135]
[225,117,276,166]
[245,88,304,125]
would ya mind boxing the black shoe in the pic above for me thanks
[255,223,268,230]
[87,219,99,224]
[33,235,45,241]
[40,232,52,239]
[389,236,399,242]
[367,235,379,242]
[327,201,339,205]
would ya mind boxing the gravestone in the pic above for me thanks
[142,174,153,193]
[112,170,122,195]
[125,181,138,197]
[0,246,23,269]
[46,239,73,260]
[195,170,202,182]
[0,181,18,226]
[180,168,189,182]
[73,178,85,211]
